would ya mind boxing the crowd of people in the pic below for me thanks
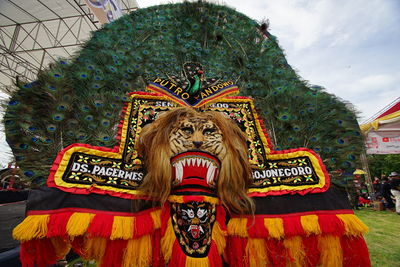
[358,171,400,214]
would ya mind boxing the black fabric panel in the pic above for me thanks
[26,187,157,213]
[253,187,352,215]
[27,186,351,216]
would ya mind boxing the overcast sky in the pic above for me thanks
[140,0,400,122]
[1,0,399,164]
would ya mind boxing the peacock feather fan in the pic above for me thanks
[3,2,363,186]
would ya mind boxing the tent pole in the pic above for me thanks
[361,151,374,201]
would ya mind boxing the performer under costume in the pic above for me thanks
[8,2,370,267]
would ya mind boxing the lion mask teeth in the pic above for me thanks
[173,157,218,184]
[171,152,220,188]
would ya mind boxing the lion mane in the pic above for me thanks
[137,107,254,215]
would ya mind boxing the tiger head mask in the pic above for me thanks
[138,107,254,214]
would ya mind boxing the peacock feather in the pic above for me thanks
[2,2,363,186]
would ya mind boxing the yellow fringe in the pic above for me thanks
[161,218,175,262]
[318,235,342,267]
[300,215,321,236]
[167,195,220,205]
[212,222,227,254]
[150,209,162,229]
[264,218,284,239]
[83,236,107,263]
[12,215,49,241]
[110,216,134,240]
[50,237,71,259]
[185,256,210,267]
[66,212,95,237]
[336,214,369,236]
[247,238,268,267]
[283,236,305,267]
[227,218,248,237]
[167,195,184,203]
[123,235,152,267]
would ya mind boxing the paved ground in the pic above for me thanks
[0,201,25,252]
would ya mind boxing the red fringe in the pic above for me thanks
[302,235,320,267]
[71,236,85,258]
[160,203,171,237]
[318,214,344,235]
[87,213,114,238]
[169,241,187,266]
[224,236,248,267]
[101,239,128,267]
[283,216,305,237]
[216,205,227,231]
[247,217,269,238]
[208,240,223,267]
[341,236,371,267]
[265,239,287,267]
[133,212,155,238]
[47,212,72,238]
[20,239,58,267]
[152,229,163,267]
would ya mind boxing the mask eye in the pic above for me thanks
[181,127,193,135]
[203,128,216,136]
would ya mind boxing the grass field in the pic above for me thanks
[355,208,400,267]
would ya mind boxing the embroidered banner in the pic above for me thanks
[48,92,329,198]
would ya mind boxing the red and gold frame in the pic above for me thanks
[47,91,329,198]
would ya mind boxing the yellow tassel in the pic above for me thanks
[202,196,220,204]
[318,235,342,267]
[247,238,268,267]
[185,256,210,267]
[168,195,184,203]
[167,195,219,204]
[50,237,71,259]
[212,222,227,254]
[227,217,248,237]
[151,209,162,229]
[83,236,107,263]
[300,215,321,236]
[110,216,134,240]
[264,218,284,239]
[283,236,305,267]
[336,214,368,236]
[161,218,175,262]
[123,235,152,267]
[13,215,49,241]
[66,212,95,237]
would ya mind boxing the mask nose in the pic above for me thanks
[193,141,203,148]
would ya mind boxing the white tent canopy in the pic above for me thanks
[361,98,400,154]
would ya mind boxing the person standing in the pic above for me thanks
[389,172,400,214]
[381,176,395,210]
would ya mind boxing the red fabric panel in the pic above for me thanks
[47,212,72,238]
[283,216,305,237]
[87,213,114,238]
[318,214,344,235]
[247,217,269,238]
